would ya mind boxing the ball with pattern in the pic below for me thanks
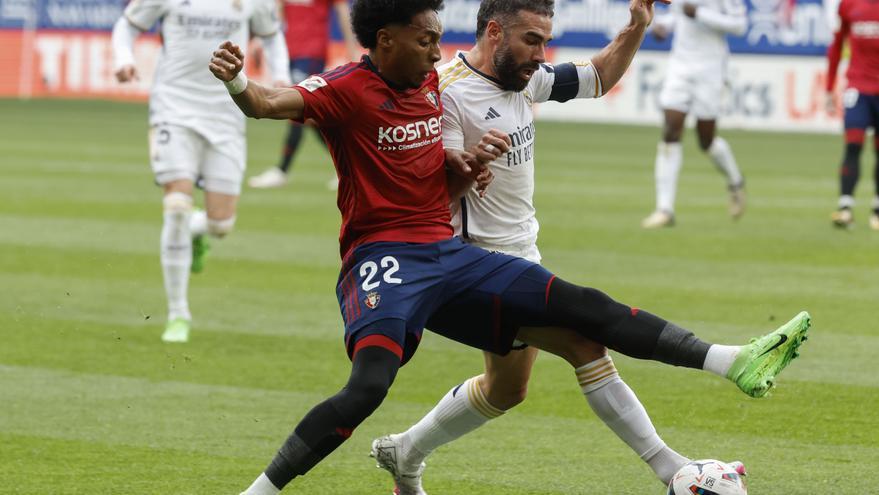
[667,459,748,495]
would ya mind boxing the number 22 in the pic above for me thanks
[360,256,402,291]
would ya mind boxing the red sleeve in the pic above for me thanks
[293,73,356,127]
[826,1,849,92]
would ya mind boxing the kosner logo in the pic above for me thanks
[378,116,443,145]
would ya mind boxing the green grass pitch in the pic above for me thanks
[1,98,877,494]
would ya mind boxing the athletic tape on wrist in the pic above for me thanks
[224,72,248,95]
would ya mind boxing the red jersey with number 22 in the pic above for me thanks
[294,57,452,259]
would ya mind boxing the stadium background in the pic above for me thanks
[0,0,843,131]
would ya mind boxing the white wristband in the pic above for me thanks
[224,72,248,95]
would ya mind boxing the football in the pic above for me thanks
[667,460,748,495]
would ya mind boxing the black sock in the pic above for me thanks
[262,346,400,488]
[840,143,863,198]
[278,123,305,173]
[547,278,710,369]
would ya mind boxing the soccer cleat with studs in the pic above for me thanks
[831,207,853,228]
[161,317,190,343]
[642,210,675,229]
[728,181,746,220]
[370,435,427,495]
[726,311,811,398]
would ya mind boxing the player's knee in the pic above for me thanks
[343,377,391,419]
[567,336,608,368]
[207,215,236,238]
[162,192,193,225]
[483,376,528,409]
[698,135,714,152]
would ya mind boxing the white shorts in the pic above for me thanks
[467,239,542,264]
[148,124,246,195]
[658,65,725,120]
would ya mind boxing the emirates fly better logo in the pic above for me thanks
[377,116,443,151]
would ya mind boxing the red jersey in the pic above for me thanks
[283,0,343,60]
[294,57,453,259]
[826,0,879,94]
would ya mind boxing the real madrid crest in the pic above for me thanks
[364,291,381,309]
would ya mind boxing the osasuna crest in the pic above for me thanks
[423,89,439,110]
[364,291,381,309]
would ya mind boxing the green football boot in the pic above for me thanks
[191,234,210,274]
[161,317,190,343]
[727,311,811,398]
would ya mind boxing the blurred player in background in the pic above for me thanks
[641,0,748,228]
[248,0,361,189]
[369,1,693,493]
[112,0,290,342]
[826,0,879,229]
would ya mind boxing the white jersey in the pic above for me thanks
[656,0,747,72]
[124,0,280,141]
[438,52,601,261]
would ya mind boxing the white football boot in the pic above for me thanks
[248,167,288,189]
[831,207,853,228]
[728,182,746,220]
[370,434,427,495]
[641,210,675,229]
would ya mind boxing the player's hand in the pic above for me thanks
[629,0,666,28]
[473,165,494,197]
[115,64,139,83]
[683,3,698,18]
[445,149,495,198]
[825,91,836,115]
[209,41,246,82]
[472,129,511,165]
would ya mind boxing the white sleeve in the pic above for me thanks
[531,62,602,103]
[123,0,168,31]
[260,30,291,84]
[250,0,281,37]
[111,16,141,70]
[695,0,748,36]
[441,90,465,151]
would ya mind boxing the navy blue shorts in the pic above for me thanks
[844,90,879,131]
[335,238,553,364]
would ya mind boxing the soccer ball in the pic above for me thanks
[667,459,748,495]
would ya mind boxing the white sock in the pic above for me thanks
[190,208,208,236]
[839,194,855,209]
[707,137,743,186]
[240,473,280,495]
[703,344,742,378]
[655,141,683,213]
[578,356,689,484]
[400,375,504,469]
[161,192,193,321]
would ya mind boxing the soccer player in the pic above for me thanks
[248,0,361,189]
[641,0,748,228]
[209,1,810,493]
[826,0,879,229]
[367,1,692,492]
[112,0,291,342]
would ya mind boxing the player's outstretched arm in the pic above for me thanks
[210,41,305,121]
[591,0,665,95]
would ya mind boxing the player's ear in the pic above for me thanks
[376,27,394,50]
[486,19,504,43]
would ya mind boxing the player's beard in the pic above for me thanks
[493,41,538,92]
